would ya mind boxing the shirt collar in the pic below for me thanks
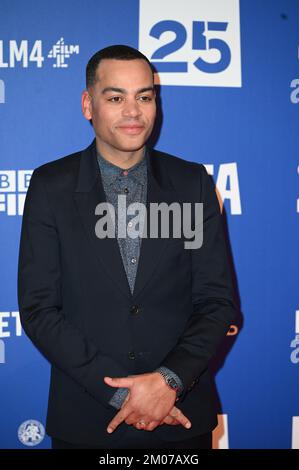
[97,147,147,186]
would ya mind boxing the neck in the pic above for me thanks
[96,138,145,169]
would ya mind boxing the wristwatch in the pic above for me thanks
[155,368,183,399]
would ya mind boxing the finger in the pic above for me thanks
[144,421,159,432]
[107,407,131,434]
[121,392,130,408]
[163,415,180,426]
[133,421,147,430]
[170,407,192,429]
[125,412,140,425]
[133,420,159,431]
[131,416,156,429]
[104,376,134,389]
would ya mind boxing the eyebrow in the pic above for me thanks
[101,86,155,94]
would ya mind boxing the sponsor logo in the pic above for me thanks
[18,420,45,447]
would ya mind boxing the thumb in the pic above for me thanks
[104,376,133,388]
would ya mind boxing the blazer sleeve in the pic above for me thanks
[17,168,129,410]
[158,164,237,400]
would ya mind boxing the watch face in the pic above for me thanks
[168,377,178,389]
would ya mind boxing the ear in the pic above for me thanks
[81,90,92,121]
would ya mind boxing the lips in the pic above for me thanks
[117,125,144,135]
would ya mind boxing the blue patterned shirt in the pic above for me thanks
[97,147,183,409]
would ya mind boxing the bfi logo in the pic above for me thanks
[0,170,33,216]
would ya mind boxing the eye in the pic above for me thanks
[108,96,123,103]
[138,95,152,102]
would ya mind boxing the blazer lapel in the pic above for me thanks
[132,148,180,300]
[73,139,180,301]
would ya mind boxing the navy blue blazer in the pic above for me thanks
[17,138,237,446]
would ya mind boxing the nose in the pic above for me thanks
[122,98,142,118]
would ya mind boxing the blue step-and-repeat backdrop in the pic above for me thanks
[0,0,298,449]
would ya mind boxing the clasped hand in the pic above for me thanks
[104,372,192,433]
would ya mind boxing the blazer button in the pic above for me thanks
[128,351,136,360]
[130,305,140,315]
[188,380,195,391]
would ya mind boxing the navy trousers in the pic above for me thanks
[51,426,212,449]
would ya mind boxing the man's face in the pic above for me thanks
[82,59,156,154]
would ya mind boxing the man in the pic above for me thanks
[18,45,237,449]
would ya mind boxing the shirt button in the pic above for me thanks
[124,187,129,193]
[128,351,136,360]
[122,170,128,176]
[128,221,133,228]
[131,257,137,264]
